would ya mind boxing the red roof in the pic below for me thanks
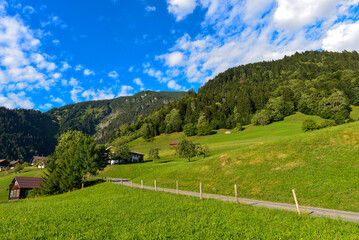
[14,176,42,189]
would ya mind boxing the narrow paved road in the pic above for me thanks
[105,177,359,223]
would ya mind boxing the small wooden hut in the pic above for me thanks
[8,176,42,200]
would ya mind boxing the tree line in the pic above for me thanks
[111,51,359,144]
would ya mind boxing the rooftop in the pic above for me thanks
[13,176,42,189]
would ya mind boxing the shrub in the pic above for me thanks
[183,123,197,136]
[302,119,319,132]
[22,162,29,168]
[319,120,336,129]
[236,123,244,131]
[252,109,271,126]
[197,122,212,136]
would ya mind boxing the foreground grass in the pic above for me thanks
[0,183,358,239]
[0,168,43,202]
[101,113,359,212]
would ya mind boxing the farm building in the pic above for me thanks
[169,141,179,148]
[0,159,9,171]
[106,146,145,164]
[31,156,47,167]
[9,161,21,169]
[8,176,42,200]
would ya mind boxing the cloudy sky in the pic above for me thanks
[0,0,358,111]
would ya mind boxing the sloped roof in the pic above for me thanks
[32,156,47,161]
[130,151,145,156]
[169,141,179,145]
[13,176,42,189]
[9,161,20,165]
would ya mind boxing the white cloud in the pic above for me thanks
[145,6,156,12]
[41,15,67,29]
[84,68,95,76]
[0,91,34,109]
[274,0,338,29]
[167,0,197,21]
[167,80,184,90]
[50,95,65,105]
[118,85,134,97]
[39,103,52,110]
[322,21,359,51]
[22,6,35,15]
[60,61,71,71]
[108,70,119,79]
[133,77,144,90]
[161,51,184,67]
[70,86,83,102]
[81,88,115,101]
[128,66,134,72]
[74,64,83,71]
[52,39,60,45]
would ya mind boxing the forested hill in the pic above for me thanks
[46,91,185,143]
[0,107,58,162]
[123,51,359,141]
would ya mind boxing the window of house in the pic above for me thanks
[16,189,20,197]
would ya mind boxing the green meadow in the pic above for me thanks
[0,183,358,239]
[101,112,359,212]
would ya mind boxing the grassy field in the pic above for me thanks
[0,183,358,239]
[0,167,43,202]
[100,112,359,212]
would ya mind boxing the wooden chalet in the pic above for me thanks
[9,161,21,169]
[106,146,145,165]
[31,156,47,167]
[169,141,179,148]
[0,159,9,171]
[8,176,42,200]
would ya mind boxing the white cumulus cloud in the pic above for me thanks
[108,70,119,79]
[322,21,359,51]
[167,0,197,21]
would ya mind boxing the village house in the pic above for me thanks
[169,141,179,148]
[31,156,47,168]
[0,159,9,171]
[9,161,21,169]
[106,146,145,165]
[8,176,42,200]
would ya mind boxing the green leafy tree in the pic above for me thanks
[14,163,24,173]
[42,131,105,194]
[140,123,155,140]
[148,148,160,163]
[112,144,131,162]
[165,108,182,133]
[183,123,197,136]
[177,139,196,162]
[266,97,294,121]
[197,122,212,136]
[196,145,210,159]
[252,109,271,126]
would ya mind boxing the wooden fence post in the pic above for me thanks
[292,189,301,215]
[141,180,143,189]
[200,182,203,199]
[155,180,157,192]
[121,178,123,185]
[235,184,238,203]
[131,181,133,188]
[176,180,179,194]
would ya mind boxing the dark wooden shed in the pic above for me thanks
[8,176,42,200]
[0,159,9,171]
[169,141,179,148]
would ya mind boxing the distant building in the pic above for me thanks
[106,146,145,165]
[0,159,9,171]
[9,161,21,169]
[8,176,42,200]
[31,156,47,167]
[169,141,179,148]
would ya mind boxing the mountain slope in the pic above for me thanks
[0,107,58,161]
[46,91,186,143]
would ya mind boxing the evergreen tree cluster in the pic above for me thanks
[118,51,359,141]
[0,107,58,161]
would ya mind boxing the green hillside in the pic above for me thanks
[101,112,359,212]
[46,90,186,143]
[0,183,357,239]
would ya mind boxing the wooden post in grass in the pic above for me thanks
[176,181,179,194]
[200,182,203,199]
[121,178,123,185]
[234,184,238,203]
[131,181,133,188]
[292,189,301,215]
[155,180,157,192]
[141,180,143,189]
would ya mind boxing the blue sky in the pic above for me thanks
[0,0,359,111]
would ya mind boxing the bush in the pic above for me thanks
[197,122,212,136]
[252,109,271,126]
[236,123,244,131]
[302,119,319,132]
[148,148,160,161]
[183,123,197,136]
[319,120,336,129]
[22,162,29,167]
